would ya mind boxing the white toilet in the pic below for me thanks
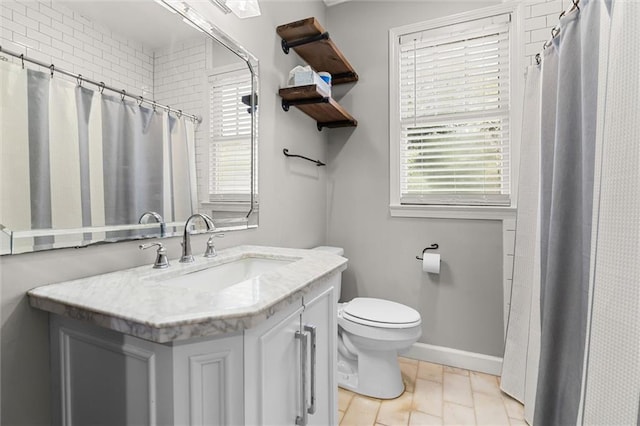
[313,246,422,399]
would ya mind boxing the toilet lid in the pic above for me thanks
[342,298,421,328]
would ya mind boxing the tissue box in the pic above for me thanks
[290,70,331,97]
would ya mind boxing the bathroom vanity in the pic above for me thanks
[28,246,347,426]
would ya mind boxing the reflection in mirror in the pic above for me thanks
[0,0,258,254]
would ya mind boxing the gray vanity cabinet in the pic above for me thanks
[48,273,339,426]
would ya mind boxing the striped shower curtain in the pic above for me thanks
[0,61,196,253]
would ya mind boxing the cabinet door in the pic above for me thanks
[303,285,337,426]
[244,305,304,425]
[172,334,244,426]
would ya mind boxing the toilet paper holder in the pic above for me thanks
[416,244,439,260]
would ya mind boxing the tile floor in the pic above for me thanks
[338,357,526,426]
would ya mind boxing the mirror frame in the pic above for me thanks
[166,0,260,231]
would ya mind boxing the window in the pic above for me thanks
[208,66,257,204]
[390,6,519,211]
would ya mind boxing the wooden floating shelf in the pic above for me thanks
[276,17,358,85]
[279,85,357,130]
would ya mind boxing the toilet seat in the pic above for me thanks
[342,298,421,329]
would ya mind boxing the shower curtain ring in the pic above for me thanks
[77,74,83,87]
[152,101,157,112]
[120,90,126,102]
[177,110,182,118]
[138,96,144,106]
[99,82,105,94]
[19,54,24,69]
[535,53,541,65]
[49,64,55,78]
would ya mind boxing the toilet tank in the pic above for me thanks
[312,246,344,302]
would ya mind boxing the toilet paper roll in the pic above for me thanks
[422,253,441,274]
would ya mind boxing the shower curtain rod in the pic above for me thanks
[0,46,202,124]
[534,0,580,65]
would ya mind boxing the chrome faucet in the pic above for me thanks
[180,213,215,263]
[138,211,166,237]
[139,242,170,269]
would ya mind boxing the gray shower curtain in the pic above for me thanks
[535,0,606,423]
[101,93,165,231]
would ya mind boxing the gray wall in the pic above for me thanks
[325,1,506,357]
[0,1,327,424]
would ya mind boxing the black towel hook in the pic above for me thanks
[416,244,439,260]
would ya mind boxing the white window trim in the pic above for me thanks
[389,2,523,220]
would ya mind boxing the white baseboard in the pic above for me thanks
[403,342,503,376]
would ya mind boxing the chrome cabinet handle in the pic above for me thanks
[304,324,317,415]
[295,329,308,426]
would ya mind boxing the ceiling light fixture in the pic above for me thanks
[226,0,261,18]
[209,0,261,18]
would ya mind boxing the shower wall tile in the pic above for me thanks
[2,1,26,15]
[525,16,547,31]
[38,4,63,23]
[154,37,208,202]
[12,10,39,32]
[0,0,154,96]
[25,7,50,26]
[525,0,564,65]
[530,0,563,17]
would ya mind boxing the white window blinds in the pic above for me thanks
[398,13,512,206]
[208,69,255,202]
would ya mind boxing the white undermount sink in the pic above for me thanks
[154,256,296,292]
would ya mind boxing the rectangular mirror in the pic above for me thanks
[0,0,259,254]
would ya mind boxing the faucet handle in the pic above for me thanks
[139,242,170,269]
[204,234,224,258]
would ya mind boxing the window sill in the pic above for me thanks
[200,201,259,213]
[389,204,516,220]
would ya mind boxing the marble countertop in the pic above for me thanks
[28,245,347,343]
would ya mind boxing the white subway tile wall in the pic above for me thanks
[524,0,571,65]
[154,38,209,202]
[0,0,153,97]
[1,0,209,202]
